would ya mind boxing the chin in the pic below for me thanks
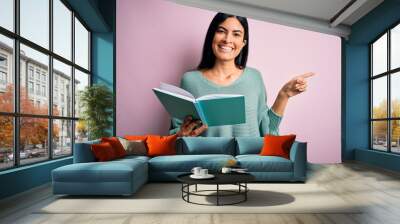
[215,53,236,62]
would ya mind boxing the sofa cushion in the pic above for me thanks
[146,134,177,157]
[118,137,147,156]
[235,137,264,155]
[148,154,235,172]
[260,135,296,159]
[177,137,235,155]
[236,155,293,172]
[91,142,118,161]
[101,137,127,158]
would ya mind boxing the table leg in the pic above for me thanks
[195,184,197,192]
[245,183,247,201]
[217,184,219,206]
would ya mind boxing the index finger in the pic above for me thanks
[300,72,315,79]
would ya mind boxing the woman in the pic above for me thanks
[170,12,314,137]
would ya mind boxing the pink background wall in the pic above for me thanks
[116,0,341,163]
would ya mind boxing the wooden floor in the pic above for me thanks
[1,162,400,224]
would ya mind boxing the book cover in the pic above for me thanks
[153,83,246,126]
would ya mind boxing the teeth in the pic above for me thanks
[219,45,233,52]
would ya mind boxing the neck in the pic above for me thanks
[211,60,240,79]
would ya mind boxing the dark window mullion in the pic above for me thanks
[71,10,76,155]
[388,30,391,152]
[370,45,373,149]
[13,0,20,167]
[49,0,53,160]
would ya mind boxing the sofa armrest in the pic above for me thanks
[73,140,100,163]
[289,141,307,181]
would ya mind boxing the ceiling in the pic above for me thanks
[169,0,384,38]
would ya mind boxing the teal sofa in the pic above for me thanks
[52,137,307,196]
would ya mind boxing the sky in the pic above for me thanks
[372,30,400,109]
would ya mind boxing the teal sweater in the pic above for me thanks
[169,67,282,137]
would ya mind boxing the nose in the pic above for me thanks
[222,32,233,43]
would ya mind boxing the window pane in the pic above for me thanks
[20,117,49,165]
[74,69,89,118]
[372,77,387,119]
[0,35,14,112]
[75,120,88,143]
[20,0,49,49]
[391,24,400,70]
[372,121,388,151]
[53,119,72,158]
[391,120,400,153]
[53,0,72,60]
[20,44,49,115]
[392,72,400,118]
[0,116,13,170]
[0,0,14,31]
[53,59,72,117]
[372,33,387,76]
[75,18,89,70]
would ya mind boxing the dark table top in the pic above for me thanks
[177,172,255,185]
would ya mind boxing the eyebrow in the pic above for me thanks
[218,26,243,33]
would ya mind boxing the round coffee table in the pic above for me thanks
[177,172,255,206]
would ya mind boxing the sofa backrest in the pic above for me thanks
[235,137,264,155]
[73,139,100,163]
[176,137,236,155]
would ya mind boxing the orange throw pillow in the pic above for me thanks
[260,134,296,159]
[91,142,117,161]
[124,135,148,141]
[101,137,127,158]
[146,134,177,157]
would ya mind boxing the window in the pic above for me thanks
[0,55,7,67]
[371,23,400,154]
[0,54,7,86]
[42,85,46,97]
[28,81,34,94]
[0,71,6,85]
[35,70,40,81]
[0,0,91,170]
[35,83,40,95]
[28,67,34,80]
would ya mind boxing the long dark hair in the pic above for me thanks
[197,12,249,70]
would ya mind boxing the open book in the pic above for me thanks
[153,83,246,127]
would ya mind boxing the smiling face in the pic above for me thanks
[212,17,246,63]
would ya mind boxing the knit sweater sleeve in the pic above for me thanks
[257,73,282,136]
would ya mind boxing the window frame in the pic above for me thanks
[370,20,400,154]
[0,0,92,171]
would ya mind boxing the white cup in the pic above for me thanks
[221,167,232,174]
[200,169,208,176]
[191,167,202,176]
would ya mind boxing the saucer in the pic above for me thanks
[190,174,215,179]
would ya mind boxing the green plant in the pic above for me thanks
[79,84,113,140]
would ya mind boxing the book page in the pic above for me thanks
[153,88,195,102]
[159,82,194,99]
[198,94,243,100]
